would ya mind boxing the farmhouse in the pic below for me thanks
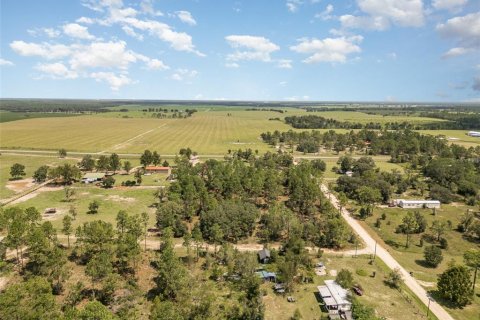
[318,280,352,320]
[258,248,271,264]
[396,199,441,209]
[189,155,200,166]
[82,172,106,183]
[145,166,171,175]
[467,131,480,137]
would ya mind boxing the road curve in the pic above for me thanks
[320,184,454,320]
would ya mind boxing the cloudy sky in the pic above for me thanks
[0,0,479,101]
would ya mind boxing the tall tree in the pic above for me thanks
[0,277,60,319]
[464,249,480,292]
[430,220,447,241]
[398,211,419,248]
[140,149,153,167]
[79,155,95,171]
[141,211,149,251]
[109,153,121,174]
[437,264,473,307]
[10,163,26,180]
[86,252,113,299]
[96,155,110,173]
[152,151,161,166]
[33,165,49,183]
[62,215,73,248]
[123,160,132,174]
[58,148,67,158]
[155,228,188,300]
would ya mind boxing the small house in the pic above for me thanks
[145,166,171,175]
[318,280,352,319]
[82,172,106,183]
[397,199,441,209]
[258,248,271,263]
[256,271,277,282]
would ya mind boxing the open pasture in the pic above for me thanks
[1,108,478,156]
[0,154,77,199]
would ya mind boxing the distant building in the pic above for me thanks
[255,270,276,282]
[258,248,271,263]
[82,172,106,183]
[396,199,441,209]
[318,280,352,320]
[467,131,480,137]
[145,166,171,175]
[189,155,200,166]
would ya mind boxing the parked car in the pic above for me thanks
[352,285,363,296]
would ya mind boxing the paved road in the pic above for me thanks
[321,184,454,320]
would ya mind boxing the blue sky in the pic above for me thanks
[0,0,479,101]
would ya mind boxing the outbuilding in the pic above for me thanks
[145,166,171,175]
[82,172,106,183]
[318,280,352,319]
[397,199,441,209]
[258,248,271,263]
[467,131,480,137]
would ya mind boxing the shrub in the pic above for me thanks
[385,268,403,289]
[424,245,443,268]
[356,269,368,277]
[439,237,449,249]
[336,269,354,288]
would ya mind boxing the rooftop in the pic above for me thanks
[318,280,351,306]
[83,172,106,179]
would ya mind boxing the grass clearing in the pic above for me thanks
[357,203,480,320]
[263,254,429,320]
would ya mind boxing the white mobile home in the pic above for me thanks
[318,280,352,319]
[467,131,480,137]
[397,199,440,209]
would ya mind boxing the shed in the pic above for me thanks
[82,172,106,183]
[258,248,271,263]
[145,166,171,175]
[256,271,277,282]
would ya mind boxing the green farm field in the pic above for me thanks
[3,108,477,155]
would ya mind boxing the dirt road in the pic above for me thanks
[320,184,454,320]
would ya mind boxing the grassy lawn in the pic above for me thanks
[263,254,430,320]
[0,154,77,199]
[358,203,480,319]
[319,111,447,125]
[9,184,159,231]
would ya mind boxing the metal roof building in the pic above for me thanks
[318,280,352,319]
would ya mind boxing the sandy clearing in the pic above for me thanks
[5,178,35,193]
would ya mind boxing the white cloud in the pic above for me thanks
[90,71,132,90]
[277,59,293,69]
[286,0,302,13]
[140,0,163,16]
[171,68,198,81]
[145,58,169,70]
[340,0,425,30]
[432,0,467,12]
[122,25,144,40]
[225,35,280,62]
[279,81,287,86]
[437,12,480,58]
[290,35,363,63]
[315,4,334,20]
[176,11,196,26]
[0,58,14,66]
[69,41,138,70]
[388,52,397,60]
[10,41,72,59]
[76,17,95,24]
[28,28,61,38]
[442,47,472,58]
[35,62,78,79]
[225,62,240,68]
[63,23,96,40]
[285,95,310,101]
[82,0,203,55]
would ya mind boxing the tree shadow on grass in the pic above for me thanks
[428,290,468,310]
[385,239,402,249]
[414,259,434,268]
